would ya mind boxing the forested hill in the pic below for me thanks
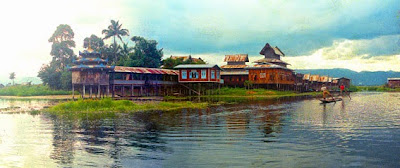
[295,68,400,86]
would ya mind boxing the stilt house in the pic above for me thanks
[221,54,249,87]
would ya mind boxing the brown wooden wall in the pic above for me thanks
[72,71,109,85]
[221,75,248,87]
[248,69,294,85]
[388,80,400,88]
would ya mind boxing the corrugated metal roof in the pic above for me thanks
[303,74,311,80]
[113,66,178,75]
[224,54,249,62]
[310,75,320,82]
[174,64,222,70]
[221,71,248,75]
[320,76,329,82]
[253,58,290,65]
[245,63,292,71]
[170,56,190,61]
[221,65,248,69]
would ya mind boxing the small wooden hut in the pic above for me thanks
[388,78,400,88]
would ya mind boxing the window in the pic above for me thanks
[182,70,187,79]
[216,70,220,79]
[189,70,199,79]
[201,70,207,79]
[211,70,215,79]
[260,73,266,78]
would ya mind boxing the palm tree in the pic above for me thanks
[9,72,15,85]
[102,20,129,64]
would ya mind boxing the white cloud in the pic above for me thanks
[285,35,400,72]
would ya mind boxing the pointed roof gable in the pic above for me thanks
[259,43,285,56]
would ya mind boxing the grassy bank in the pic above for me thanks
[353,86,400,92]
[204,87,321,98]
[0,85,72,96]
[46,98,208,113]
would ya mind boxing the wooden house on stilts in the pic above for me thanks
[174,64,223,96]
[69,46,113,99]
[246,43,294,90]
[221,54,249,87]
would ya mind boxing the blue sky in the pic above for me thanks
[0,0,399,84]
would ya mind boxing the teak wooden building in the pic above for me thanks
[247,43,294,90]
[221,54,249,87]
[69,47,113,99]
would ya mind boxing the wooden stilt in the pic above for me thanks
[89,85,92,98]
[98,84,100,98]
[82,85,85,99]
[72,84,75,100]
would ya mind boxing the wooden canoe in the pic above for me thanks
[320,97,343,103]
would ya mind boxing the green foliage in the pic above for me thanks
[204,87,320,98]
[354,85,400,92]
[47,98,208,113]
[0,85,71,96]
[162,57,206,69]
[83,34,104,51]
[244,80,253,89]
[121,36,163,68]
[102,20,129,64]
[38,24,76,90]
[48,24,74,43]
[9,72,15,85]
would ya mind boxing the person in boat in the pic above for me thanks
[340,84,345,96]
[321,84,334,100]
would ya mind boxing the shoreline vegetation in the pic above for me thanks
[47,88,322,114]
[0,85,72,97]
[1,86,399,114]
[46,98,208,113]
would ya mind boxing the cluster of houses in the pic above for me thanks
[69,43,352,98]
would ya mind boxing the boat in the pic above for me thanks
[319,97,343,103]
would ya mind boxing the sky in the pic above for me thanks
[0,0,399,84]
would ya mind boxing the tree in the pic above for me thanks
[117,42,134,65]
[83,34,104,51]
[102,20,129,64]
[9,72,15,85]
[123,36,163,68]
[48,24,76,69]
[162,57,206,69]
[38,24,76,90]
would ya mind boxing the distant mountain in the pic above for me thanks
[295,68,400,86]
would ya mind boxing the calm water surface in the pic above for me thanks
[0,92,399,167]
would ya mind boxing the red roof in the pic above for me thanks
[113,66,178,75]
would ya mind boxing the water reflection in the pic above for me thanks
[1,92,400,167]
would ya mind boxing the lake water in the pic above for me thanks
[0,92,399,167]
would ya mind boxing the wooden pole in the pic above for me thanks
[82,85,85,99]
[131,84,134,97]
[98,84,100,98]
[72,84,75,100]
[89,85,92,98]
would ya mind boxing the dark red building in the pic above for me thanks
[174,64,222,83]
